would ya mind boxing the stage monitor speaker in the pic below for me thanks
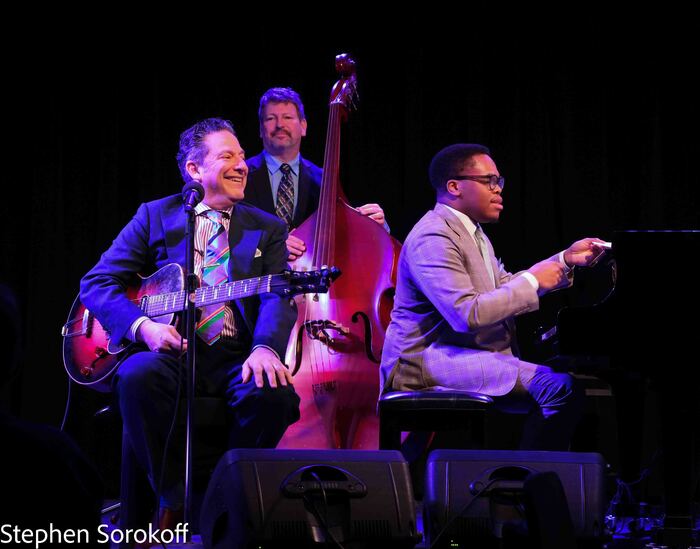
[200,449,420,549]
[423,450,606,548]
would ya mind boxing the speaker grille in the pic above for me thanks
[351,519,392,538]
[453,516,492,538]
[271,520,309,539]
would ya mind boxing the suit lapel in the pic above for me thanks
[228,205,263,333]
[434,203,496,290]
[228,206,262,281]
[295,158,314,227]
[162,199,187,267]
[247,154,276,213]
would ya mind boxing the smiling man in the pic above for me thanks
[380,143,607,451]
[80,117,300,530]
[244,87,389,260]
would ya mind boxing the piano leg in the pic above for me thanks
[608,370,647,486]
[654,373,700,546]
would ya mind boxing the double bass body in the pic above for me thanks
[277,55,401,450]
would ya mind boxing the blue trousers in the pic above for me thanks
[493,361,585,451]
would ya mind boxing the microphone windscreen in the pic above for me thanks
[182,180,204,201]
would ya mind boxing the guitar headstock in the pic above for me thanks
[273,266,342,297]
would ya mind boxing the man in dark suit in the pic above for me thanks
[244,87,388,260]
[80,118,300,523]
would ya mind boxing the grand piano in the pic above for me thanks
[552,230,700,546]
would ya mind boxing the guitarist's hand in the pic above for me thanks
[242,347,293,389]
[137,320,187,356]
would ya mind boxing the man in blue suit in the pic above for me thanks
[80,118,300,524]
[244,87,388,260]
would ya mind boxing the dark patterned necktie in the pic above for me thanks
[196,210,229,345]
[275,163,294,227]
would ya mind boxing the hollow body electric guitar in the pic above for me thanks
[62,263,340,392]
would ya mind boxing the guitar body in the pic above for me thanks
[62,264,184,391]
[62,263,338,392]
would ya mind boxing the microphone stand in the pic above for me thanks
[182,183,203,539]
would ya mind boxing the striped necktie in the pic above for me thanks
[475,224,496,285]
[196,210,229,345]
[275,163,294,227]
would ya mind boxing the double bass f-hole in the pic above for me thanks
[351,311,380,364]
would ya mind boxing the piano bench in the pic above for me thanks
[378,389,494,451]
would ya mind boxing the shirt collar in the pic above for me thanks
[195,202,232,219]
[263,150,300,176]
[442,203,479,238]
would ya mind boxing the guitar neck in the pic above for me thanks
[141,275,275,318]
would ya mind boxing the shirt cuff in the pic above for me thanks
[521,271,539,290]
[252,344,280,361]
[559,251,574,273]
[129,316,150,342]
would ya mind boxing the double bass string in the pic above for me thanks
[308,101,342,386]
[285,56,393,448]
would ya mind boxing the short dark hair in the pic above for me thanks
[428,143,491,193]
[258,87,306,122]
[176,117,236,182]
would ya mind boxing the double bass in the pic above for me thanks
[278,54,402,449]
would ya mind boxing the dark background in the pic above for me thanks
[2,26,697,477]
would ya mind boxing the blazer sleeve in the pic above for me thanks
[79,203,154,346]
[408,225,540,334]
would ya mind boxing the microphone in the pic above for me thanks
[182,181,205,212]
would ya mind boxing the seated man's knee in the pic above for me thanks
[247,384,300,423]
[262,384,300,412]
[114,353,175,397]
[557,372,587,414]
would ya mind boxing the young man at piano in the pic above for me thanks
[80,117,300,528]
[380,143,607,450]
[243,87,389,260]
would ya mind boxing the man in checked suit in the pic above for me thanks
[380,143,606,450]
[244,87,388,260]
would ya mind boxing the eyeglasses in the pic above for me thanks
[448,174,505,191]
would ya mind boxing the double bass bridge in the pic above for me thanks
[303,319,349,346]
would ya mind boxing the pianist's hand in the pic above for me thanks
[564,238,607,267]
[529,260,570,293]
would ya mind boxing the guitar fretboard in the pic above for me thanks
[141,275,273,317]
